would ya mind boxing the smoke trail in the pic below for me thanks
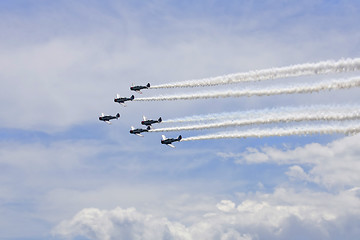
[163,105,360,123]
[135,77,360,101]
[151,110,360,132]
[151,58,360,89]
[181,122,360,141]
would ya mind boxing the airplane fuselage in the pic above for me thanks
[99,116,116,121]
[141,117,162,126]
[142,120,158,126]
[161,139,177,144]
[114,95,134,104]
[161,135,182,146]
[130,126,150,135]
[99,113,120,123]
[130,129,147,134]
[161,138,181,145]
[130,83,150,92]
[131,86,146,91]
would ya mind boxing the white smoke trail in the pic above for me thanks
[151,110,360,132]
[151,58,360,89]
[181,122,360,141]
[135,77,360,101]
[163,105,360,123]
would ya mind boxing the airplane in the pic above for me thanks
[129,126,151,137]
[99,113,120,124]
[114,94,134,106]
[141,116,162,127]
[161,135,182,148]
[130,83,150,94]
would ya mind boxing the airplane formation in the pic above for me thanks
[99,83,181,148]
[98,58,360,148]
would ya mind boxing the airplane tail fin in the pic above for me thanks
[116,113,120,118]
[130,95,135,100]
[147,83,150,88]
[158,117,162,123]
[178,135,182,141]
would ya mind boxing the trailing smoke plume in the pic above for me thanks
[163,105,360,123]
[181,122,360,141]
[135,77,360,101]
[151,108,360,132]
[151,58,360,88]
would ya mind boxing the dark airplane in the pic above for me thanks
[141,116,162,127]
[99,113,120,124]
[130,83,150,93]
[130,126,151,137]
[161,135,182,148]
[114,94,134,106]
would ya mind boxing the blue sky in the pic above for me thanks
[1,0,360,239]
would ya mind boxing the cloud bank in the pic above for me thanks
[53,134,360,240]
[219,133,360,189]
[53,187,360,240]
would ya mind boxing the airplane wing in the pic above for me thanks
[137,90,142,94]
[116,94,120,98]
[135,134,144,137]
[167,144,175,148]
[105,121,112,125]
[162,135,166,140]
[120,103,127,107]
[101,113,105,117]
[131,126,135,130]
[143,116,147,121]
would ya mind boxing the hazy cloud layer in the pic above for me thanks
[1,0,360,132]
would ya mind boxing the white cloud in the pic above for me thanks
[285,165,310,181]
[216,200,236,213]
[53,187,360,240]
[53,207,191,240]
[0,139,222,237]
[219,134,360,189]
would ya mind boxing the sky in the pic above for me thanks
[0,0,360,239]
